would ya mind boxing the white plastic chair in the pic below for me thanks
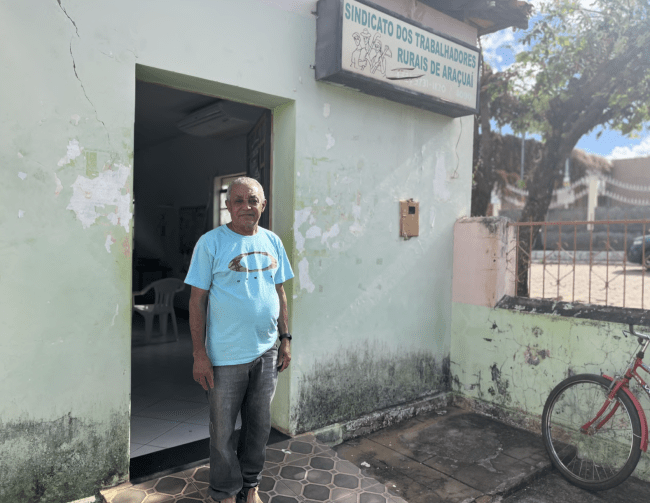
[132,278,185,343]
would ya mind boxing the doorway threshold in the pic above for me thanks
[130,428,291,484]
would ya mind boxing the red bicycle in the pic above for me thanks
[542,325,650,490]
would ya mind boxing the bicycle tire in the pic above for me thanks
[542,374,642,491]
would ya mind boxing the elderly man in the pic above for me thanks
[185,176,293,503]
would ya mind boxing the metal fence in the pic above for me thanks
[509,220,650,310]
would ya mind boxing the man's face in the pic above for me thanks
[225,182,266,232]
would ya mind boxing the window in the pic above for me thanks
[213,173,245,228]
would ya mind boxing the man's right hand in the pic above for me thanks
[193,351,214,391]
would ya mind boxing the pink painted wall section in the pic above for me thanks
[452,217,515,307]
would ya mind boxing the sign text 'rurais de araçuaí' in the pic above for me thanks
[315,0,480,117]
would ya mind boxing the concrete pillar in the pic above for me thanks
[587,176,599,231]
[452,217,516,307]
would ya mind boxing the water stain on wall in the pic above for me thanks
[0,411,129,503]
[487,363,511,404]
[293,341,449,433]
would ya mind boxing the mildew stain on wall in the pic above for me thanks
[0,412,129,503]
[293,341,450,433]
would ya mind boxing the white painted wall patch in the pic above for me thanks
[105,234,116,253]
[321,223,340,244]
[17,152,23,158]
[18,172,27,180]
[349,203,363,235]
[305,226,322,239]
[293,207,312,253]
[70,114,81,126]
[323,103,331,118]
[57,139,83,167]
[18,210,25,218]
[66,163,133,231]
[298,258,315,293]
[325,197,334,206]
[326,133,335,150]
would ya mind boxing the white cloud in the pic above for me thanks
[607,136,650,160]
[480,31,516,68]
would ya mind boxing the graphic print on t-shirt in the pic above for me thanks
[228,251,279,272]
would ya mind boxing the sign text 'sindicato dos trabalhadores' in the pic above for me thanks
[344,2,477,88]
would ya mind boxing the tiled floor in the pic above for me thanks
[131,314,213,458]
[102,433,407,503]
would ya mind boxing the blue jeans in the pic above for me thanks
[207,346,278,501]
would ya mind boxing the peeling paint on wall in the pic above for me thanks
[321,223,340,244]
[18,210,25,218]
[54,173,63,196]
[298,257,315,293]
[326,133,335,150]
[66,163,132,231]
[349,204,363,235]
[18,172,27,180]
[105,234,116,253]
[326,197,334,206]
[293,207,312,253]
[305,226,321,239]
[58,139,83,167]
[323,103,330,118]
[122,235,131,257]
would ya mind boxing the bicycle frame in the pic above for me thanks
[581,326,650,453]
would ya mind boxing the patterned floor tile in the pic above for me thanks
[101,434,402,503]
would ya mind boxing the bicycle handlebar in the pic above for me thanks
[626,324,650,342]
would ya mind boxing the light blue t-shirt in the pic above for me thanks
[184,225,294,366]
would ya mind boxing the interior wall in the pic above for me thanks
[133,133,246,307]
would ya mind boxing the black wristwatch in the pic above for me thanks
[279,333,292,342]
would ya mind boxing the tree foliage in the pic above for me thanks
[473,0,650,294]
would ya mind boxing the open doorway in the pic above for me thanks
[129,79,276,479]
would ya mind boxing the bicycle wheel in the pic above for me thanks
[542,374,642,491]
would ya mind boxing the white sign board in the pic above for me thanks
[315,0,480,117]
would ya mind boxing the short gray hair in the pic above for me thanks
[226,177,265,201]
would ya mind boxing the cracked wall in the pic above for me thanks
[450,302,650,481]
[2,0,476,496]
[2,1,135,500]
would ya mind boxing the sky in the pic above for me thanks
[480,4,650,161]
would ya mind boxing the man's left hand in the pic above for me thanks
[277,339,291,372]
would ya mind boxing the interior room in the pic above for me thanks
[130,80,270,477]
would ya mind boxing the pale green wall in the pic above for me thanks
[1,0,474,499]
[289,90,472,432]
[450,302,650,480]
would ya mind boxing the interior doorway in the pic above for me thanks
[130,79,274,480]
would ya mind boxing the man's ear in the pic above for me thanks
[261,199,267,212]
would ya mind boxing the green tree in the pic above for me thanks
[478,0,650,295]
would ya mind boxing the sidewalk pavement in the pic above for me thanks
[100,405,650,503]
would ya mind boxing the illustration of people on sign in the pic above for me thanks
[351,28,392,77]
[357,28,372,70]
[351,32,362,68]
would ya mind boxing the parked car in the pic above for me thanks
[628,234,650,269]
